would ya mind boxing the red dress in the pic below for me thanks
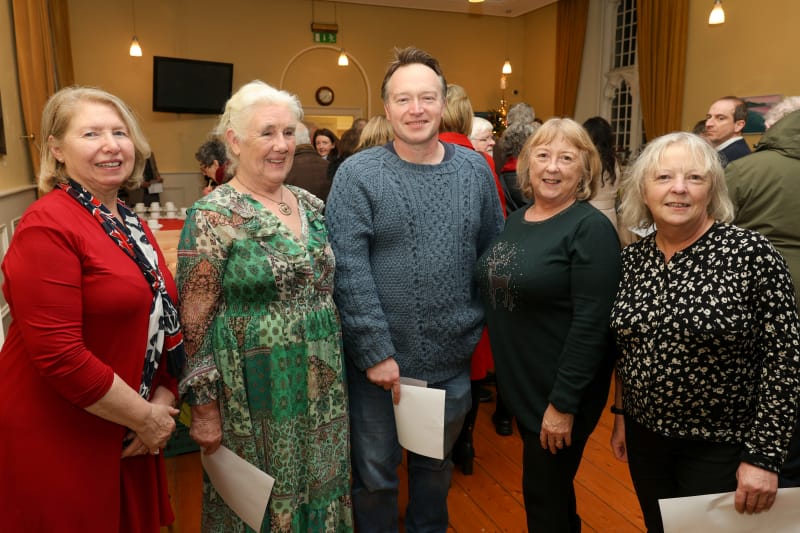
[439,132,507,380]
[0,189,177,532]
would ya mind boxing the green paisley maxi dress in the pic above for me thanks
[177,184,352,532]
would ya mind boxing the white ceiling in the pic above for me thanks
[330,0,557,18]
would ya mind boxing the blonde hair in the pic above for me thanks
[516,118,601,202]
[38,86,150,194]
[356,116,394,151]
[618,131,734,230]
[215,80,303,176]
[441,84,473,136]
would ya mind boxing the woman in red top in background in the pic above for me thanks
[0,86,183,532]
[439,83,507,474]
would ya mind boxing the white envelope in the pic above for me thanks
[201,445,275,531]
[659,486,800,532]
[393,378,446,460]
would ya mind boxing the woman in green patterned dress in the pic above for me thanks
[177,80,353,532]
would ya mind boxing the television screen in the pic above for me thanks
[153,56,233,114]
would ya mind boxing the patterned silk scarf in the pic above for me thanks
[57,179,185,400]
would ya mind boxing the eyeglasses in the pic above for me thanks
[471,136,494,143]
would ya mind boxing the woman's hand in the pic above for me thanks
[610,414,628,462]
[121,386,177,458]
[539,403,574,454]
[133,403,180,453]
[735,462,778,514]
[190,401,223,455]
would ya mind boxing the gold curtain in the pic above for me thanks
[637,0,688,140]
[12,0,74,177]
[554,0,589,118]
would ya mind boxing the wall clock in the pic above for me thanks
[315,86,334,106]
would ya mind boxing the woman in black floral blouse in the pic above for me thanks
[610,131,800,533]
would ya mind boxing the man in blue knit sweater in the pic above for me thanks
[325,47,504,532]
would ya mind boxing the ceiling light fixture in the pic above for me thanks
[338,50,349,66]
[708,0,725,25]
[129,0,142,56]
[502,60,512,75]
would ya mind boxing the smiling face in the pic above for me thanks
[315,134,334,158]
[526,136,584,212]
[643,144,713,234]
[49,101,135,200]
[228,103,296,186]
[383,63,445,151]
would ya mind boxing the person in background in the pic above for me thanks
[724,96,800,487]
[178,80,353,532]
[692,118,708,138]
[325,47,504,532]
[497,114,538,213]
[705,96,751,166]
[285,122,332,201]
[610,132,800,533]
[351,117,368,131]
[470,116,497,156]
[313,127,339,160]
[438,83,507,475]
[327,127,361,182]
[494,102,536,174]
[0,86,183,532]
[195,137,229,195]
[583,116,622,240]
[477,118,621,532]
[356,115,394,151]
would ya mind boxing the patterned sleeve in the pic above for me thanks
[743,238,800,471]
[176,208,229,404]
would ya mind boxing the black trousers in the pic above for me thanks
[519,425,588,533]
[624,418,740,533]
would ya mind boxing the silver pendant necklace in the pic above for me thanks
[236,179,292,215]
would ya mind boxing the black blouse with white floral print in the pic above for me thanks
[611,222,800,472]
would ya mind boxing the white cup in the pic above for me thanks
[147,218,160,229]
[150,201,160,209]
[150,212,160,220]
[164,201,176,210]
[164,210,177,219]
[134,202,145,210]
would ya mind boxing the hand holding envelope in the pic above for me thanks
[392,377,447,460]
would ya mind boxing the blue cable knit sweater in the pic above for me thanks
[325,142,504,384]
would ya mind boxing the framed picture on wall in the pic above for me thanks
[0,91,6,155]
[742,94,783,134]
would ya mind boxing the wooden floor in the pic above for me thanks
[162,385,645,532]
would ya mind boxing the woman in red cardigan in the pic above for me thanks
[0,86,183,532]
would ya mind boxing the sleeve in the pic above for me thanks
[2,224,114,407]
[548,213,622,413]
[176,208,228,404]
[324,158,397,371]
[475,157,506,256]
[149,230,179,400]
[741,240,800,471]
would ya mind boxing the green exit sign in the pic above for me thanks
[313,32,337,43]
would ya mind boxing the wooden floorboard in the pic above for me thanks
[162,384,646,532]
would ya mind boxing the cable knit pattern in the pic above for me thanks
[325,143,504,383]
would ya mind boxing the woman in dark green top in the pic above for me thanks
[476,118,621,532]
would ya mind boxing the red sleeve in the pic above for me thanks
[2,224,114,407]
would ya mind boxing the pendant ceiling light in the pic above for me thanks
[129,0,142,56]
[708,0,725,25]
[502,60,512,75]
[338,50,349,66]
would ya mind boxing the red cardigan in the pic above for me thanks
[0,189,177,532]
[439,131,508,216]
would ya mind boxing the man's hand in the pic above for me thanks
[366,358,401,404]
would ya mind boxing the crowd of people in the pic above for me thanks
[1,45,799,533]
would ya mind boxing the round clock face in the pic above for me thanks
[315,86,334,106]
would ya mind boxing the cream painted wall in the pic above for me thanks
[683,0,800,134]
[522,2,557,120]
[66,0,536,174]
[0,0,36,191]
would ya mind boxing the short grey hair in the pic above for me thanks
[295,122,311,145]
[215,80,303,176]
[618,131,734,230]
[764,96,800,129]
[470,116,494,139]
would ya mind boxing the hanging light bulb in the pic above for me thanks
[129,36,142,56]
[468,0,485,3]
[708,0,725,25]
[338,50,349,66]
[502,59,512,75]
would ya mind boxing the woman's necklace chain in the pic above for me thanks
[235,178,292,215]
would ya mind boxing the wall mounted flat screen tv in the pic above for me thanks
[153,56,233,114]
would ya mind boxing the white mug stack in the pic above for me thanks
[149,202,161,219]
[134,202,147,216]
[164,201,177,219]
[147,218,161,230]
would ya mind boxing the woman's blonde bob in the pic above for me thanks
[617,131,734,230]
[38,86,151,194]
[516,117,602,202]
